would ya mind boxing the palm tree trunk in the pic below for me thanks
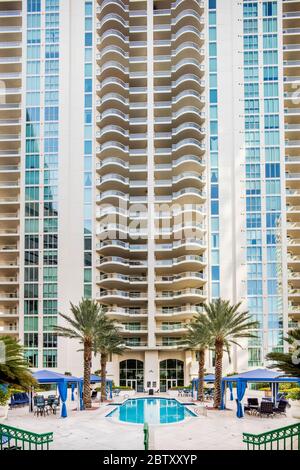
[214,340,223,409]
[83,340,92,409]
[198,349,205,401]
[100,352,107,402]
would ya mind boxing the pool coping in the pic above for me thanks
[105,396,200,426]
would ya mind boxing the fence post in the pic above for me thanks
[144,423,149,450]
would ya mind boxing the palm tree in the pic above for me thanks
[266,328,300,378]
[202,299,258,409]
[0,336,36,389]
[54,299,105,409]
[180,317,213,401]
[94,317,125,402]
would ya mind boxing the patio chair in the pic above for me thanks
[244,398,259,414]
[47,395,60,414]
[273,399,288,416]
[258,400,274,418]
[33,396,48,417]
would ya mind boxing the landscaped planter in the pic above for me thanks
[118,390,135,398]
[290,400,300,419]
[0,405,9,420]
[168,390,179,398]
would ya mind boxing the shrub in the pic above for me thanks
[170,386,192,390]
[112,386,133,391]
[287,388,300,401]
[0,388,10,406]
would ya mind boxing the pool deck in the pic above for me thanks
[1,391,298,450]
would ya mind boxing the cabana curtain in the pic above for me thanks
[236,381,247,418]
[58,381,68,418]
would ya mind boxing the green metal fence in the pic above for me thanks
[0,423,53,450]
[243,423,300,450]
[144,422,149,450]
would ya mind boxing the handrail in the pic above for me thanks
[0,423,53,450]
[243,423,300,450]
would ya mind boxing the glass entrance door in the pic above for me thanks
[126,379,137,390]
[166,379,177,390]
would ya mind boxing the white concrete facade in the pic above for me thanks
[0,0,298,388]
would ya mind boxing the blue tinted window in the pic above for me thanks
[85,33,92,46]
[27,0,41,12]
[84,141,92,154]
[265,163,280,178]
[212,266,220,281]
[211,201,219,215]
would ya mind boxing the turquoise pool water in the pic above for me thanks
[107,398,196,424]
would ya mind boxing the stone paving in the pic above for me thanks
[1,391,298,450]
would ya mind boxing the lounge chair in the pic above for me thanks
[258,400,274,418]
[273,399,288,416]
[10,392,29,408]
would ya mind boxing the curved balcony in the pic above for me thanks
[96,45,129,67]
[97,0,129,16]
[156,323,189,334]
[156,288,206,305]
[96,110,129,127]
[97,273,147,285]
[172,25,204,45]
[171,0,204,12]
[172,42,204,62]
[156,271,205,289]
[97,290,147,303]
[96,157,129,173]
[172,74,205,94]
[155,187,206,204]
[96,141,129,158]
[97,30,128,48]
[96,190,128,205]
[97,14,128,32]
[96,126,129,144]
[106,307,148,319]
[97,223,148,240]
[172,139,205,158]
[97,77,129,94]
[96,93,129,110]
[172,89,205,108]
[172,59,204,80]
[155,255,206,272]
[119,324,148,334]
[156,305,203,319]
[172,123,205,139]
[97,60,129,80]
[96,240,147,256]
[97,256,147,271]
[173,106,205,127]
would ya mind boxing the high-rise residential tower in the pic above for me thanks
[0,0,299,391]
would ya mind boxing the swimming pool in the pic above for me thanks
[107,398,196,424]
